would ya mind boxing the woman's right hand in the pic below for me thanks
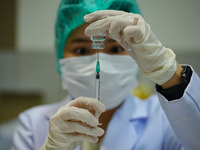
[40,97,106,150]
[84,10,177,86]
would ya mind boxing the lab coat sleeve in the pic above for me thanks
[157,67,200,150]
[11,112,34,150]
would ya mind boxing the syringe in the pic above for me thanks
[91,33,105,119]
[95,50,100,101]
[95,50,100,119]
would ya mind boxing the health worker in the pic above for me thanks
[12,0,200,150]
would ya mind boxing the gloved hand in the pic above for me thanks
[84,10,177,85]
[40,97,106,150]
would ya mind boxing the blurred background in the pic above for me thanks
[0,0,200,149]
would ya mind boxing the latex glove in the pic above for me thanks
[40,97,106,150]
[84,10,177,85]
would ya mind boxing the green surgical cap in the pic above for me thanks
[55,0,141,74]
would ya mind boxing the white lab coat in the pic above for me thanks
[12,67,200,150]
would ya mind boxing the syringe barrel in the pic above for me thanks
[95,73,100,101]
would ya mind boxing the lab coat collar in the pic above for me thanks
[100,94,149,150]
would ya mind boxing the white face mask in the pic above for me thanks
[60,53,139,110]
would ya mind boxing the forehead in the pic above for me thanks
[66,23,90,42]
[66,23,114,43]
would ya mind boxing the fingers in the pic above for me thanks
[46,97,106,148]
[68,133,99,143]
[109,18,133,41]
[123,25,144,44]
[85,16,131,37]
[50,118,104,137]
[68,97,106,113]
[48,130,99,144]
[49,105,105,144]
[85,14,142,44]
[84,17,115,37]
[84,10,125,22]
[51,119,104,137]
[56,107,100,127]
[64,122,104,136]
[84,10,145,47]
[52,96,106,128]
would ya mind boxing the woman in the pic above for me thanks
[12,0,200,150]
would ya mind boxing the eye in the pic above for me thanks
[109,46,125,54]
[73,48,90,55]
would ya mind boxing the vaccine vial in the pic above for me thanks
[91,33,106,49]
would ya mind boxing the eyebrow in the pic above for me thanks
[70,37,117,43]
[70,38,91,43]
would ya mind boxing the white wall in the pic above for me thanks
[16,0,200,53]
[0,51,67,104]
[137,0,200,52]
[16,0,60,52]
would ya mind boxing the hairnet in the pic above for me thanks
[55,0,141,74]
